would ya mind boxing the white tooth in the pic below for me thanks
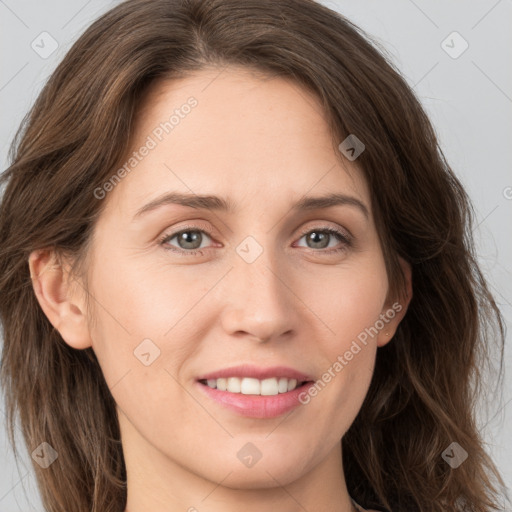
[278,377,289,393]
[208,376,300,395]
[227,377,241,393]
[287,378,298,391]
[240,377,261,395]
[260,378,279,396]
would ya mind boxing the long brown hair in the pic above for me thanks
[0,1,508,511]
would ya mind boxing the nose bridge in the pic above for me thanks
[219,235,296,341]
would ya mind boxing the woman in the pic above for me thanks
[0,0,508,511]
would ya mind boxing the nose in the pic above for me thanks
[218,248,298,343]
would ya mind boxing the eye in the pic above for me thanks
[159,228,214,256]
[294,227,352,254]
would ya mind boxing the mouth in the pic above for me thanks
[195,365,316,418]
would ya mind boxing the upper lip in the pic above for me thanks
[197,364,315,382]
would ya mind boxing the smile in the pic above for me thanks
[199,376,306,395]
[195,365,315,418]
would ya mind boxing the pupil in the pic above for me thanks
[309,231,328,249]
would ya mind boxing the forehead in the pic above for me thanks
[104,66,370,218]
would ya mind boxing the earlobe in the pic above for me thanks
[28,249,92,350]
[377,257,413,347]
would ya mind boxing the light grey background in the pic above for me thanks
[1,1,511,510]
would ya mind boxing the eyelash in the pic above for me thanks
[158,225,352,257]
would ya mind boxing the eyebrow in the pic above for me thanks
[133,191,369,220]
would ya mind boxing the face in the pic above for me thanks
[34,66,409,493]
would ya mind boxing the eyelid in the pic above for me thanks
[158,221,215,241]
[296,222,352,241]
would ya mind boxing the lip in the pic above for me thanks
[196,364,315,382]
[195,364,316,419]
[196,380,315,418]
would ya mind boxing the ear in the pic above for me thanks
[376,256,413,347]
[28,249,92,350]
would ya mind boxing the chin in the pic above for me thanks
[193,450,312,489]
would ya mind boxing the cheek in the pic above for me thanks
[90,246,214,336]
[85,255,197,443]
[299,259,389,352]
[84,246,199,394]
[293,258,387,427]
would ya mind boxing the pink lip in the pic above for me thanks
[196,380,315,418]
[196,364,314,382]
[195,365,316,419]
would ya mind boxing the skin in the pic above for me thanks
[29,66,411,512]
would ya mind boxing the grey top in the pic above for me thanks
[351,498,367,511]
[351,497,389,512]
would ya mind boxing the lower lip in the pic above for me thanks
[196,381,314,418]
